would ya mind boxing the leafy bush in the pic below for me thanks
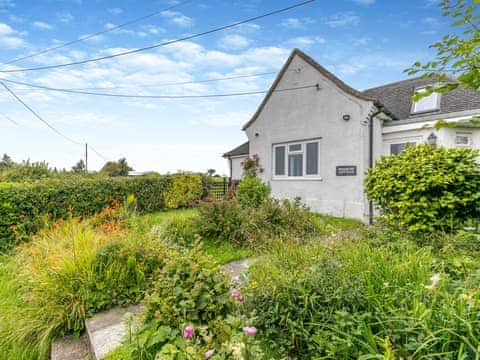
[0,218,166,359]
[246,237,480,358]
[164,173,204,209]
[365,144,480,232]
[128,249,232,357]
[0,174,172,248]
[197,198,319,249]
[236,176,270,207]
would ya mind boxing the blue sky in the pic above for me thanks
[0,0,448,174]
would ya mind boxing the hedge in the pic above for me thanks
[0,175,172,249]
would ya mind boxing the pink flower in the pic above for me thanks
[243,326,257,336]
[230,289,241,298]
[252,154,259,161]
[205,349,216,359]
[183,325,195,340]
[236,295,245,302]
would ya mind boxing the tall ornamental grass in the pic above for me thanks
[0,218,165,360]
[246,236,480,359]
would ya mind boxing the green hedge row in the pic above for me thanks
[0,175,172,249]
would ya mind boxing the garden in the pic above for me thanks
[0,144,479,359]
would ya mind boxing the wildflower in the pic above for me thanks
[425,273,441,291]
[236,295,245,302]
[183,325,195,340]
[205,349,216,359]
[230,289,241,298]
[243,326,257,336]
[251,281,258,290]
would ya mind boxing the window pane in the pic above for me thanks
[412,88,439,113]
[289,144,302,152]
[306,142,318,175]
[275,146,285,175]
[288,154,303,176]
[390,142,415,155]
[455,135,470,147]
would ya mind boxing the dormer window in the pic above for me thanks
[411,87,440,114]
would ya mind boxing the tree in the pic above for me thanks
[71,159,86,173]
[406,0,480,98]
[206,169,216,177]
[0,154,15,170]
[100,157,133,177]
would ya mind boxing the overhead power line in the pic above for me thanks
[6,71,279,92]
[0,0,316,74]
[0,112,18,125]
[0,0,193,67]
[0,81,108,161]
[0,77,319,99]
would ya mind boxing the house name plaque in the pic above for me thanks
[336,166,357,176]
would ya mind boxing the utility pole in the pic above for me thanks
[85,143,88,173]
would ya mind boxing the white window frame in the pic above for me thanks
[455,132,472,148]
[272,138,321,180]
[384,136,422,155]
[411,87,441,114]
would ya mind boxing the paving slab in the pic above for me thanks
[51,332,90,360]
[85,304,144,360]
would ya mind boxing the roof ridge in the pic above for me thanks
[363,72,458,93]
[242,48,376,130]
[363,75,433,92]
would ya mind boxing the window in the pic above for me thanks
[411,87,440,114]
[273,139,320,178]
[455,133,472,148]
[274,146,286,175]
[390,142,416,155]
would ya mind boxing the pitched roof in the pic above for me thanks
[362,76,480,120]
[242,48,376,130]
[223,141,249,158]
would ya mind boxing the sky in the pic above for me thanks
[0,0,451,174]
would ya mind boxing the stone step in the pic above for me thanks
[51,332,90,360]
[85,304,144,360]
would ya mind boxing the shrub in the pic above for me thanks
[164,173,204,209]
[131,248,232,357]
[0,174,172,248]
[0,218,166,359]
[197,198,319,249]
[236,176,270,207]
[365,144,480,232]
[246,237,480,358]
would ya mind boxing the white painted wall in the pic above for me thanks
[382,123,480,155]
[245,54,375,222]
[230,156,245,180]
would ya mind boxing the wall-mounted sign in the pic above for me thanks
[336,166,357,176]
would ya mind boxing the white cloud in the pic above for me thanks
[33,21,53,30]
[161,10,194,27]
[280,17,314,29]
[325,12,360,28]
[0,22,13,35]
[108,7,123,15]
[0,22,24,48]
[57,12,74,23]
[191,111,250,127]
[218,34,251,51]
[0,35,23,48]
[287,36,326,48]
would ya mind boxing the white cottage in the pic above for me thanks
[223,49,480,223]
